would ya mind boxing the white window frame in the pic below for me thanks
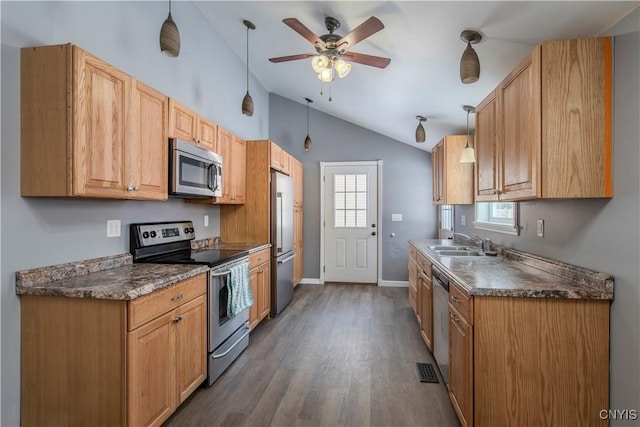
[474,202,520,235]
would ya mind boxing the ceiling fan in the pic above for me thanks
[269,16,391,81]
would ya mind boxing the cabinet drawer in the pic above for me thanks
[249,248,270,268]
[450,282,473,324]
[128,273,207,331]
[417,254,432,278]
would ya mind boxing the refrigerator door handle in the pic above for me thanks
[276,191,283,253]
[277,253,296,264]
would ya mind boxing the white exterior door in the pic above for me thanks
[323,163,378,283]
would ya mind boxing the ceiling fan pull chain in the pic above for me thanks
[329,81,332,102]
[320,79,323,96]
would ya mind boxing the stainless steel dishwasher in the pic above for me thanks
[432,265,450,387]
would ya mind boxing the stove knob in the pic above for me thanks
[142,231,150,239]
[150,231,157,238]
[184,227,190,234]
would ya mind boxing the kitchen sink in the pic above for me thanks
[428,245,477,251]
[434,250,483,256]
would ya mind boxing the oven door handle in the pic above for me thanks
[211,270,231,278]
[211,326,251,359]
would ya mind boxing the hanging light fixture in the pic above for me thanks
[159,0,180,57]
[304,98,313,150]
[242,20,256,116]
[459,29,483,84]
[415,116,427,143]
[460,105,476,163]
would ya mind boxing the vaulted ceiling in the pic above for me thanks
[196,1,638,151]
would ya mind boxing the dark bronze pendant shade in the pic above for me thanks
[160,0,180,57]
[415,115,427,143]
[304,98,313,150]
[460,29,483,84]
[242,20,256,116]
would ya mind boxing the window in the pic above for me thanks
[439,205,454,239]
[474,202,519,235]
[334,173,368,228]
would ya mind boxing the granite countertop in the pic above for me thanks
[16,254,209,300]
[409,239,613,300]
[191,239,270,254]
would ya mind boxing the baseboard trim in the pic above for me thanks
[299,278,323,285]
[378,280,409,288]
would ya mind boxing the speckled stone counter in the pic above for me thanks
[15,253,209,300]
[409,239,614,300]
[191,238,270,253]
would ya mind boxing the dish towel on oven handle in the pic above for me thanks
[228,262,253,316]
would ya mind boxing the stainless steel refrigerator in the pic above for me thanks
[270,171,295,316]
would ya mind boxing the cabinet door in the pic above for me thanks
[270,142,291,175]
[197,116,217,152]
[475,91,499,202]
[231,135,246,204]
[292,158,303,207]
[175,295,207,404]
[73,47,129,197]
[294,242,303,287]
[257,262,271,321]
[128,311,176,427]
[168,98,197,142]
[249,266,260,329]
[131,80,168,200]
[408,258,418,313]
[449,305,473,427]
[293,205,303,286]
[420,274,433,353]
[215,126,234,203]
[416,270,423,325]
[498,46,541,200]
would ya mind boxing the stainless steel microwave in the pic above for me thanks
[169,139,222,198]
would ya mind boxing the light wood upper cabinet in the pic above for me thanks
[270,142,291,175]
[291,157,304,207]
[474,91,500,202]
[432,136,474,205]
[475,37,613,201]
[21,43,168,200]
[168,98,217,152]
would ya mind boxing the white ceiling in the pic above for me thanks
[195,1,638,152]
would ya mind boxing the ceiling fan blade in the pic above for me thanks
[269,53,317,63]
[337,16,384,49]
[342,51,391,69]
[282,18,327,50]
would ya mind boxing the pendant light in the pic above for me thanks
[242,20,256,116]
[460,105,476,163]
[159,0,180,57]
[304,98,313,150]
[415,116,427,143]
[459,29,483,84]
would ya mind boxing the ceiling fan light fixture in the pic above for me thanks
[415,115,427,143]
[334,59,352,78]
[159,0,180,57]
[460,105,476,163]
[317,67,334,83]
[459,29,483,84]
[311,55,329,73]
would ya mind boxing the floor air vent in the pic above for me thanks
[416,363,439,383]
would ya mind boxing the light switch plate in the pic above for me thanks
[392,213,403,222]
[536,219,544,237]
[204,215,209,227]
[107,220,121,238]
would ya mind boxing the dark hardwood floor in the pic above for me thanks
[164,284,460,427]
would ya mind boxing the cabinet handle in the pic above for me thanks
[451,295,461,304]
[450,313,460,326]
[126,186,134,191]
[171,293,184,302]
[173,315,183,323]
[259,269,264,273]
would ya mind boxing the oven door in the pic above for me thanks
[208,260,250,351]
[170,139,222,198]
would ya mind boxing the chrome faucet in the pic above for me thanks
[455,233,491,252]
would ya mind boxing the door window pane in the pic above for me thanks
[334,173,368,228]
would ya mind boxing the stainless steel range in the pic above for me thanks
[130,221,250,387]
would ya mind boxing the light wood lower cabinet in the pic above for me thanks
[293,205,304,286]
[447,280,610,427]
[249,248,271,329]
[420,270,433,353]
[21,273,207,427]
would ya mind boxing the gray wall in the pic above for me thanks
[455,11,640,424]
[269,93,438,281]
[1,2,269,424]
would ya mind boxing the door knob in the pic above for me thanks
[371,231,376,236]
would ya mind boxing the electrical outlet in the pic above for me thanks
[536,219,544,237]
[107,220,121,238]
[391,213,403,222]
[204,215,209,227]
[461,215,466,226]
